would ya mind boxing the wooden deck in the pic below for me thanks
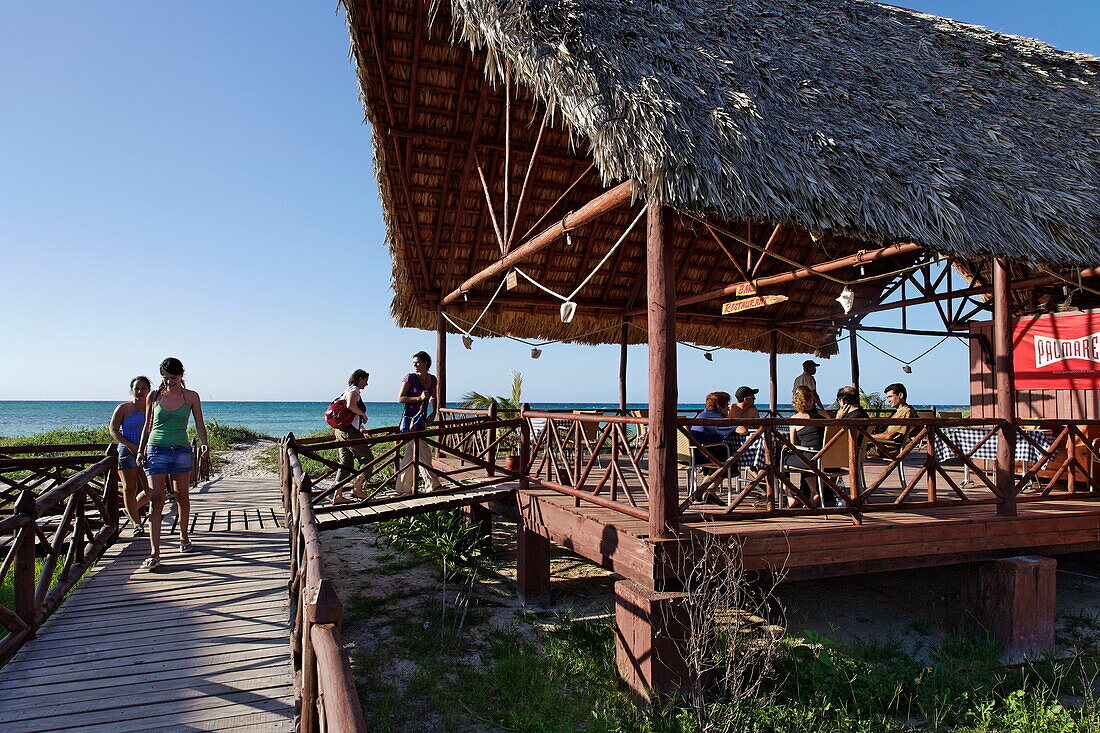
[439,451,1100,587]
[0,477,294,733]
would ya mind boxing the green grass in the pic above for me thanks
[346,587,1100,733]
[0,557,66,616]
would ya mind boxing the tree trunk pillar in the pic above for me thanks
[768,329,778,416]
[436,309,447,411]
[619,321,629,414]
[647,203,678,539]
[993,258,1017,516]
[849,326,860,393]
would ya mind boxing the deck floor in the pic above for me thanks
[0,477,294,732]
[446,452,1100,582]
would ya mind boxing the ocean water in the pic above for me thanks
[0,400,968,439]
[0,401,678,438]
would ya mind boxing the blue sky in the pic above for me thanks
[0,1,1095,404]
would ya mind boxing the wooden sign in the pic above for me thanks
[721,295,788,315]
[505,269,519,290]
[734,282,756,296]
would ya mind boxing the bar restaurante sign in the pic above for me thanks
[1013,311,1100,389]
[721,294,788,315]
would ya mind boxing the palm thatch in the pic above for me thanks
[342,0,1100,354]
[448,0,1099,262]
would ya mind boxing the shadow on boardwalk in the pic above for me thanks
[0,476,294,733]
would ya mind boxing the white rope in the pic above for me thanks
[516,205,648,303]
[443,312,623,348]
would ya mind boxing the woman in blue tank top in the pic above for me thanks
[108,376,152,530]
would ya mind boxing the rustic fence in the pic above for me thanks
[282,437,367,733]
[0,446,120,658]
[519,411,1100,524]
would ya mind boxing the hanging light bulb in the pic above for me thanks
[462,335,474,350]
[560,301,577,323]
[902,365,912,374]
[530,348,542,359]
[704,351,713,361]
[836,286,855,314]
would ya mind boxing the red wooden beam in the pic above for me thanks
[440,180,636,305]
[647,204,678,539]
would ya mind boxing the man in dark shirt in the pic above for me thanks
[835,386,869,419]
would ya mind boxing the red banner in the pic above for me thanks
[1013,311,1100,389]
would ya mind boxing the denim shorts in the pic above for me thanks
[144,445,193,476]
[117,444,139,471]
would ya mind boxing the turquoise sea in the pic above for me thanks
[0,400,965,439]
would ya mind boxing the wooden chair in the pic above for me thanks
[938,410,964,420]
[784,425,852,512]
[629,409,649,450]
[1016,424,1100,492]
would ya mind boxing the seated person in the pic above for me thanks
[727,386,760,434]
[782,385,831,504]
[835,386,869,419]
[691,391,734,464]
[869,382,915,452]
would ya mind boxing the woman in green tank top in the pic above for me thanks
[136,357,209,570]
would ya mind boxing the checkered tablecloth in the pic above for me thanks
[931,427,1052,464]
[725,432,769,469]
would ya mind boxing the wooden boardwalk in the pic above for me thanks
[0,476,295,733]
[314,483,515,530]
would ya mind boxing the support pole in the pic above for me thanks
[619,321,629,414]
[768,330,778,417]
[436,309,447,411]
[849,326,860,393]
[647,203,678,538]
[993,258,1017,517]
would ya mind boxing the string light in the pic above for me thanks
[462,335,473,350]
[530,348,542,359]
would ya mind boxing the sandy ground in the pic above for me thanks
[213,438,277,478]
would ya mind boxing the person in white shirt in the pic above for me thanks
[793,360,824,410]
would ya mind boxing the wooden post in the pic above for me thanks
[486,402,498,477]
[516,525,551,605]
[849,326,860,393]
[768,330,779,417]
[646,203,678,539]
[993,258,1017,517]
[103,448,120,531]
[519,403,531,490]
[436,309,447,411]
[619,321,629,414]
[14,490,37,630]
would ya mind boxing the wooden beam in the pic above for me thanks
[440,180,636,306]
[849,326,859,393]
[627,242,924,315]
[647,203,678,539]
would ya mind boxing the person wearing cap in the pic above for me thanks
[727,386,760,434]
[793,360,824,410]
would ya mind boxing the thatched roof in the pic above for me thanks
[342,0,1100,353]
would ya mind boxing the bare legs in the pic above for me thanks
[146,471,192,563]
[119,468,149,525]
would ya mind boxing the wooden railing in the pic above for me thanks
[0,446,120,658]
[523,410,650,520]
[281,438,366,733]
[519,411,1100,525]
[292,417,522,506]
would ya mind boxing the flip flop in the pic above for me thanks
[331,495,354,505]
[141,556,160,571]
[179,541,195,553]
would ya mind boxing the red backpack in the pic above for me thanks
[324,396,355,429]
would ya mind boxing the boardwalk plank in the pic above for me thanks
[0,476,294,733]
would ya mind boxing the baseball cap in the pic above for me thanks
[802,360,820,368]
[735,386,759,400]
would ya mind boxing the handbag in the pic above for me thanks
[324,395,356,429]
